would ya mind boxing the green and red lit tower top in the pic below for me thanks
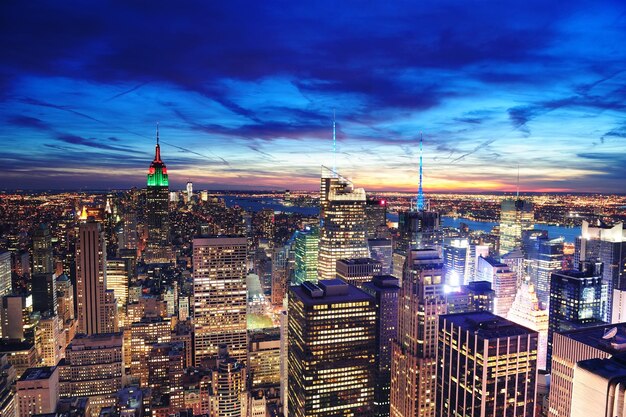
[147,125,168,187]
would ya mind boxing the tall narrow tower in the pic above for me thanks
[145,125,172,263]
[318,167,369,280]
[390,249,446,417]
[76,218,117,335]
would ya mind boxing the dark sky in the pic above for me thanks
[1,1,626,192]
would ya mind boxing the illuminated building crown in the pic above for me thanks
[147,125,169,187]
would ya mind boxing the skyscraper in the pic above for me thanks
[397,210,440,252]
[336,258,383,287]
[193,236,247,365]
[443,238,470,288]
[547,261,605,371]
[368,238,393,275]
[527,235,564,306]
[436,312,538,417]
[390,249,446,417]
[362,275,400,417]
[145,128,171,263]
[507,281,549,370]
[499,198,534,255]
[288,279,376,417]
[476,256,517,317]
[209,346,247,417]
[0,251,10,298]
[365,198,388,239]
[548,323,626,417]
[32,273,57,316]
[576,220,626,323]
[570,355,626,417]
[58,332,124,413]
[271,245,290,306]
[76,219,117,335]
[318,167,369,280]
[32,224,54,275]
[293,226,319,284]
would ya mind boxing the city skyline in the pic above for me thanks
[1,1,626,193]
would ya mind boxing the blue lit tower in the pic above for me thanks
[396,133,440,252]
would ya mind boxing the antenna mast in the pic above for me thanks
[332,110,337,177]
[416,132,425,211]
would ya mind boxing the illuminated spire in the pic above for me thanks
[416,132,425,211]
[154,122,162,162]
[147,124,168,187]
[79,206,88,221]
[332,109,337,177]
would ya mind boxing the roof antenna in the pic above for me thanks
[332,109,337,177]
[516,164,520,199]
[156,122,160,145]
[416,132,425,211]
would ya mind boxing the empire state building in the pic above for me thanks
[144,128,172,263]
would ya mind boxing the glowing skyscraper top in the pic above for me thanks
[416,132,425,211]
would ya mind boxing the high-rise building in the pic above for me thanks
[527,236,564,306]
[145,129,171,263]
[193,237,247,365]
[547,261,605,371]
[476,256,517,317]
[318,167,369,280]
[576,221,626,323]
[570,355,626,417]
[0,354,16,417]
[76,219,117,335]
[186,181,193,202]
[445,281,494,314]
[0,251,12,298]
[106,258,129,309]
[58,333,124,414]
[365,198,388,239]
[499,198,534,255]
[288,279,376,417]
[147,342,185,412]
[390,249,446,417]
[271,245,290,306]
[16,366,59,417]
[548,323,626,417]
[1,295,36,342]
[397,210,440,252]
[436,312,538,417]
[31,273,57,315]
[127,317,172,386]
[293,227,319,285]
[32,224,54,275]
[362,275,400,417]
[507,281,549,370]
[336,258,382,288]
[37,315,62,367]
[248,328,281,390]
[443,238,470,288]
[209,346,247,417]
[368,238,393,275]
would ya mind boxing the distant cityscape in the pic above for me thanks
[0,136,624,417]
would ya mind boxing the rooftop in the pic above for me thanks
[337,257,381,266]
[576,354,626,380]
[561,323,626,354]
[442,311,537,339]
[19,366,56,381]
[291,279,374,306]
